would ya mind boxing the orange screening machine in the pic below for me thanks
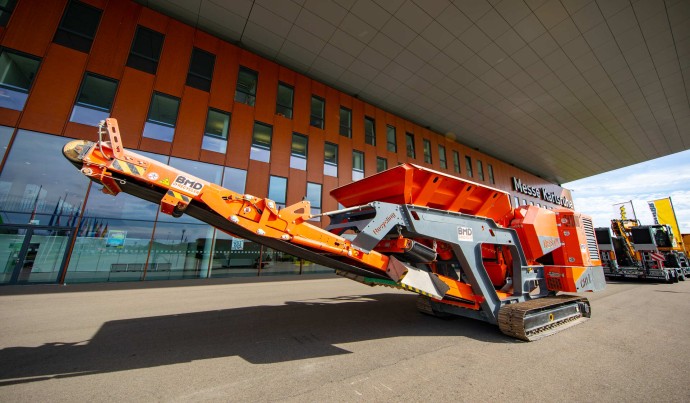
[63,119,605,341]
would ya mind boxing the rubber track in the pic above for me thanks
[498,295,590,341]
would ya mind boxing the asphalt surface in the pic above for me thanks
[1,275,689,402]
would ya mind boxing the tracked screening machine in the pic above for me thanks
[63,119,605,341]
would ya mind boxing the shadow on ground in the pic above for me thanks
[0,293,511,385]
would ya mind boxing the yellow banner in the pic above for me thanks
[649,198,681,247]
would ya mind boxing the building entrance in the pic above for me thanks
[0,225,73,285]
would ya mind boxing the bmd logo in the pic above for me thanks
[171,175,204,196]
[457,226,473,242]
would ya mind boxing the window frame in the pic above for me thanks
[438,145,447,169]
[267,175,287,209]
[324,142,338,177]
[186,47,215,92]
[364,116,376,146]
[0,0,17,26]
[386,125,397,152]
[235,66,258,106]
[477,160,484,181]
[276,82,294,118]
[127,25,164,75]
[310,95,325,129]
[376,156,388,172]
[73,72,118,112]
[423,139,432,164]
[405,132,415,158]
[452,151,461,173]
[53,0,103,53]
[465,156,473,177]
[339,106,352,137]
[488,163,495,184]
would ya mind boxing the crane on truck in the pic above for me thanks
[596,220,687,282]
[62,118,605,341]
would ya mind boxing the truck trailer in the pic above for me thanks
[62,118,605,341]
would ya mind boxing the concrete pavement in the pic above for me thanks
[1,275,689,402]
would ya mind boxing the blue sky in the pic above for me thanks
[563,149,690,234]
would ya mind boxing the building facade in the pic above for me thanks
[0,0,573,285]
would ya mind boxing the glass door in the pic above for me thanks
[0,225,73,285]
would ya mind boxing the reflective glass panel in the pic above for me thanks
[222,167,247,194]
[267,176,287,208]
[0,49,40,111]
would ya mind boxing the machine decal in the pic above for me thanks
[112,159,145,176]
[372,212,397,235]
[147,172,159,180]
[457,226,473,242]
[159,178,170,186]
[171,175,204,196]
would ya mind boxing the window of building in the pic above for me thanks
[290,132,307,170]
[201,108,230,154]
[523,198,527,205]
[310,96,324,129]
[364,116,376,145]
[405,132,415,158]
[268,176,287,209]
[276,82,294,118]
[487,163,495,184]
[306,182,322,219]
[70,73,117,126]
[465,156,473,177]
[386,125,397,152]
[222,167,247,194]
[477,160,484,181]
[186,47,215,92]
[452,151,460,173]
[143,92,180,142]
[423,139,432,164]
[235,66,257,106]
[339,107,351,137]
[53,0,102,53]
[376,157,388,172]
[513,196,520,208]
[324,142,338,177]
[352,150,364,181]
[127,26,164,75]
[250,122,272,163]
[0,0,17,27]
[0,49,40,111]
[438,145,447,169]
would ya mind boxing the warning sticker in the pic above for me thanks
[171,174,205,196]
[457,226,473,242]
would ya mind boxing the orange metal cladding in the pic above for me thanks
[81,119,391,275]
[552,209,601,267]
[330,163,513,224]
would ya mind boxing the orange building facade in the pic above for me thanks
[0,0,573,285]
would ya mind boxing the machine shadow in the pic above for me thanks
[0,293,512,385]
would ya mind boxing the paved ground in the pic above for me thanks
[0,275,689,402]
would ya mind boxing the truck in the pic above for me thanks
[62,118,606,341]
[596,219,688,282]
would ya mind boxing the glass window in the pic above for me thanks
[405,132,415,158]
[276,82,293,118]
[324,142,338,177]
[53,0,102,53]
[268,176,287,209]
[513,196,519,208]
[465,156,473,177]
[352,150,364,181]
[235,66,257,106]
[310,95,324,128]
[0,125,11,162]
[386,125,397,152]
[0,130,89,226]
[290,133,307,170]
[438,145,447,169]
[306,182,322,218]
[339,107,351,137]
[452,151,461,173]
[126,25,164,75]
[222,167,247,194]
[477,160,484,181]
[0,0,17,26]
[70,73,118,126]
[250,122,272,162]
[170,156,223,186]
[0,49,40,111]
[488,163,495,184]
[143,92,180,142]
[364,116,375,145]
[201,109,230,154]
[423,139,432,164]
[186,47,215,92]
[376,156,387,172]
